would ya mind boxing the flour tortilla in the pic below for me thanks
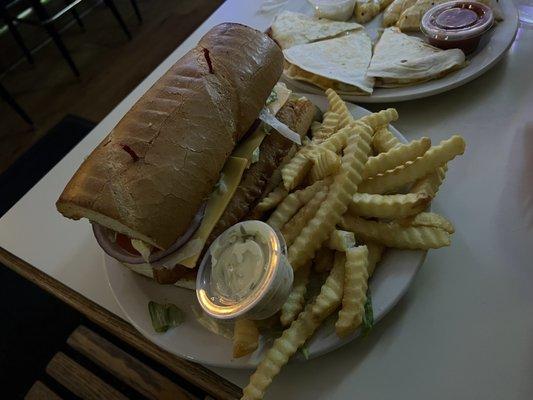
[367,27,466,87]
[354,0,381,23]
[355,0,394,24]
[271,10,363,49]
[397,0,503,31]
[383,0,417,26]
[283,31,374,94]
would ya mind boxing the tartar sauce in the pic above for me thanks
[196,220,294,320]
[209,227,268,303]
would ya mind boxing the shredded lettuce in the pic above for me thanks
[148,301,184,333]
[266,89,278,105]
[131,239,152,263]
[361,289,374,337]
[251,147,260,164]
[301,345,310,360]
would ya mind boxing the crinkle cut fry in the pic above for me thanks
[311,110,399,161]
[399,212,455,234]
[318,108,399,155]
[266,180,327,230]
[281,146,314,191]
[252,184,288,215]
[336,245,369,337]
[280,261,311,327]
[359,135,466,194]
[325,90,398,132]
[410,164,448,198]
[311,120,322,138]
[265,143,299,192]
[281,112,394,190]
[309,147,341,182]
[312,251,345,317]
[319,125,353,154]
[281,187,328,246]
[325,88,353,128]
[248,144,301,220]
[349,192,431,219]
[241,252,345,400]
[373,127,402,153]
[288,123,373,270]
[313,111,340,141]
[362,137,431,179]
[341,215,451,249]
[357,108,399,132]
[327,229,356,251]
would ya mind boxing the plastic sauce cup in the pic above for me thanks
[421,1,494,54]
[196,221,293,321]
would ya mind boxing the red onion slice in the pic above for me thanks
[93,203,206,265]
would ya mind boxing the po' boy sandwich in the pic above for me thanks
[56,23,317,288]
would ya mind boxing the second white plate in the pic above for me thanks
[280,0,519,103]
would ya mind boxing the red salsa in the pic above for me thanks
[421,1,494,54]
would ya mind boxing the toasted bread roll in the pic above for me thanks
[57,23,284,249]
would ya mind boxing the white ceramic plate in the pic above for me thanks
[104,95,426,368]
[281,0,519,103]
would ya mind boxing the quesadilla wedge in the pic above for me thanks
[270,10,363,49]
[283,31,374,95]
[367,27,466,87]
[383,0,417,26]
[355,0,395,24]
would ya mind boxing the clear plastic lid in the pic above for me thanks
[196,221,291,320]
[421,1,494,41]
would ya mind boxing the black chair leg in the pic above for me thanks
[0,6,34,65]
[103,0,132,40]
[0,83,33,126]
[130,0,142,23]
[65,0,85,31]
[28,0,80,77]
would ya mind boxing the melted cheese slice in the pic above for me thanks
[231,126,267,166]
[168,156,248,269]
[267,82,292,115]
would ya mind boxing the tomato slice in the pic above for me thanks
[116,233,141,255]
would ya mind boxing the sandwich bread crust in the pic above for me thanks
[57,23,284,249]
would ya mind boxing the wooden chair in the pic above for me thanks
[25,325,229,400]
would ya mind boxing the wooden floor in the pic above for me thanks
[0,0,224,175]
[25,325,212,399]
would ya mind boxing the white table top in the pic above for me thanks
[1,1,532,399]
